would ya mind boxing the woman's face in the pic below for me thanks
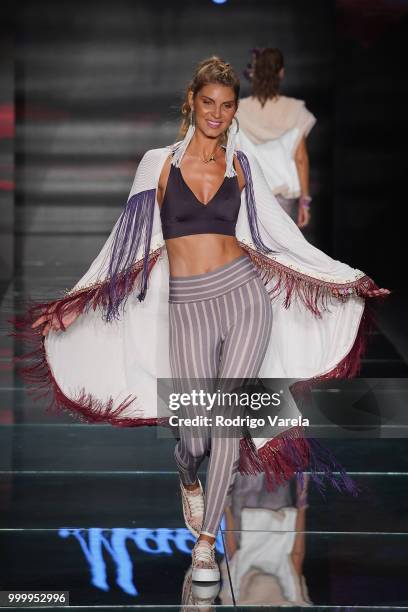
[189,83,237,139]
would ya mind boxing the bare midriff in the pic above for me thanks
[165,234,246,277]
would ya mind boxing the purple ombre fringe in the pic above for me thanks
[103,188,156,321]
[239,427,361,499]
[303,437,361,497]
[235,149,281,256]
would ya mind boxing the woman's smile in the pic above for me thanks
[206,119,223,129]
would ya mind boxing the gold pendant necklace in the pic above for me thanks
[202,154,216,163]
[201,147,219,163]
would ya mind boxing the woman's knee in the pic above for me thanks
[210,435,240,463]
[175,435,209,461]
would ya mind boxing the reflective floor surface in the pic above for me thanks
[1,274,408,610]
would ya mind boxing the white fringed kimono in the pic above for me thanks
[10,143,384,494]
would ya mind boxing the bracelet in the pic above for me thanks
[299,195,312,209]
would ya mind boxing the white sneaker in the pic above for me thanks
[191,539,220,582]
[180,477,204,538]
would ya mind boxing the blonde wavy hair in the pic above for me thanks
[177,56,240,144]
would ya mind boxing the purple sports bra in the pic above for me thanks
[160,162,241,240]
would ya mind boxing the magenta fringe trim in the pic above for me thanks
[29,247,161,332]
[236,248,387,495]
[7,247,165,427]
[7,242,388,495]
[291,298,377,394]
[240,242,382,318]
[237,295,380,496]
[238,426,360,497]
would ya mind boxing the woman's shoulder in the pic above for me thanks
[276,96,316,129]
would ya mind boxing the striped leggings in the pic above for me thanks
[168,253,273,538]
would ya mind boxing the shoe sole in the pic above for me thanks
[192,566,220,582]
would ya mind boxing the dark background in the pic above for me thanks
[1,0,407,293]
[1,3,408,606]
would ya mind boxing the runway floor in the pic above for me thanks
[1,272,408,610]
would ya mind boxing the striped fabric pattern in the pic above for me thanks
[169,254,273,537]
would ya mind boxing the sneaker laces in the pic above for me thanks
[183,482,204,517]
[193,540,215,568]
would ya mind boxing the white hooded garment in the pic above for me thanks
[236,94,317,198]
[11,143,382,494]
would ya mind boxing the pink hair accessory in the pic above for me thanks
[243,47,264,81]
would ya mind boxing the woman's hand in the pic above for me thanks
[297,205,311,228]
[31,306,80,337]
[366,287,391,297]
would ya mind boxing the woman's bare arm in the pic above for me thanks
[294,136,310,198]
[294,136,311,228]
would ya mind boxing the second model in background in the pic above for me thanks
[236,47,316,229]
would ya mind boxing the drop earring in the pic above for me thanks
[224,116,240,178]
[172,108,196,168]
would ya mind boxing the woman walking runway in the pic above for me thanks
[237,47,316,228]
[10,56,390,583]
